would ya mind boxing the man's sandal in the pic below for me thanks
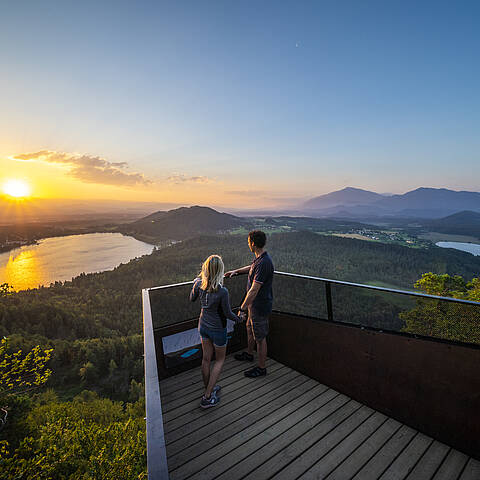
[234,351,254,361]
[244,366,267,377]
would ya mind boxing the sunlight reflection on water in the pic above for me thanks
[0,233,154,291]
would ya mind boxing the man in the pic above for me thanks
[225,230,274,377]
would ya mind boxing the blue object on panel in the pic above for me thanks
[180,348,200,358]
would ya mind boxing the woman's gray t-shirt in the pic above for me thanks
[190,280,240,331]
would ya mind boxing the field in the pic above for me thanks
[333,233,375,241]
[419,231,480,243]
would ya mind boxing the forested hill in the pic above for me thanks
[3,231,480,342]
[424,211,480,239]
[118,205,249,242]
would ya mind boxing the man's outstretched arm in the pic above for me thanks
[225,265,250,277]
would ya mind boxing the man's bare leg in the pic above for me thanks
[246,321,255,356]
[257,338,267,369]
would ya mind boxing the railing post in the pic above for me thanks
[325,282,333,322]
[142,289,169,479]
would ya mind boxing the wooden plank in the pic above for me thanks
[206,397,359,480]
[160,360,241,397]
[268,405,373,480]
[405,440,450,480]
[378,433,432,480]
[325,417,401,480]
[160,354,272,395]
[432,449,469,480]
[459,458,480,480]
[166,376,320,466]
[160,353,478,480]
[352,424,417,480]
[297,411,387,480]
[170,391,346,480]
[162,360,282,422]
[160,353,276,392]
[161,358,277,411]
[163,363,288,428]
[160,357,277,403]
[164,365,298,443]
[167,378,321,472]
[168,387,338,478]
[160,354,245,395]
[160,354,238,390]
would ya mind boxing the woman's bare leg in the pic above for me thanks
[201,338,214,389]
[205,344,226,398]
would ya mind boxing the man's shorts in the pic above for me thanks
[247,309,269,341]
[199,325,228,347]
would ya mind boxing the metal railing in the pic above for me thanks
[275,270,480,306]
[146,271,480,346]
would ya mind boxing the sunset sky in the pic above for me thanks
[1,1,479,208]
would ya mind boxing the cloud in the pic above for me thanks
[167,174,213,184]
[13,150,151,187]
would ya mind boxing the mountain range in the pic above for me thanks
[1,187,478,225]
[120,203,480,244]
[303,187,386,209]
[302,187,480,219]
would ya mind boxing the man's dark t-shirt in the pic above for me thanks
[247,251,274,316]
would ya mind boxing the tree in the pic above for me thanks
[79,361,99,384]
[0,283,12,298]
[0,337,52,398]
[0,337,53,463]
[401,273,480,344]
[1,395,147,479]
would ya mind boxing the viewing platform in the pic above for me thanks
[143,273,480,479]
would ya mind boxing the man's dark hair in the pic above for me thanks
[248,230,267,248]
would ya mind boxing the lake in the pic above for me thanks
[0,233,155,291]
[436,241,480,256]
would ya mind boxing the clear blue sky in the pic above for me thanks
[1,0,479,206]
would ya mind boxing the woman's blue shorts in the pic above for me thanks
[199,325,228,347]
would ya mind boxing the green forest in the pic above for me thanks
[1,231,479,478]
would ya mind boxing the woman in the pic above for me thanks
[190,255,240,408]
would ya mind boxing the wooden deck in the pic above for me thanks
[159,355,480,480]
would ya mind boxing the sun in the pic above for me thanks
[3,179,31,198]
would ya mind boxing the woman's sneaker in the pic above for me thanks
[212,385,221,396]
[200,393,220,409]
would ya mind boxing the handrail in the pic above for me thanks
[148,280,194,291]
[146,271,480,307]
[275,271,480,306]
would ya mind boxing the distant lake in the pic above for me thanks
[436,241,480,256]
[0,233,155,291]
